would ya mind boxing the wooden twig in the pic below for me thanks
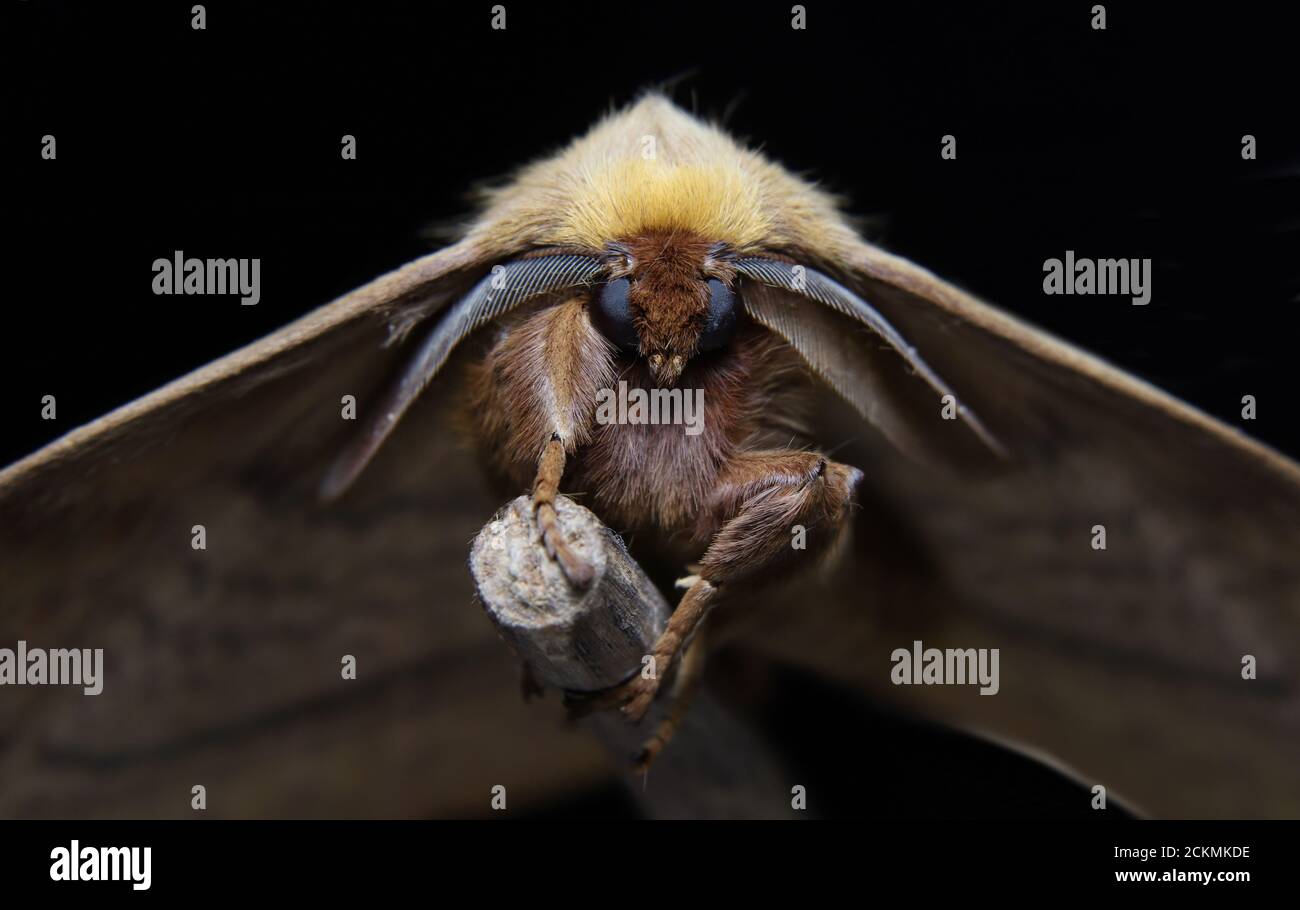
[470,494,800,818]
[470,495,669,693]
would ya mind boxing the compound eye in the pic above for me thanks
[590,278,640,354]
[699,278,737,352]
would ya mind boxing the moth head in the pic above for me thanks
[591,234,738,386]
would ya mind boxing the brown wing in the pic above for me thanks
[738,260,1005,472]
[729,239,1300,817]
[0,240,616,818]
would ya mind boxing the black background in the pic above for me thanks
[3,1,1298,821]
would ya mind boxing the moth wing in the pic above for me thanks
[741,276,1001,471]
[735,239,1300,817]
[0,240,614,817]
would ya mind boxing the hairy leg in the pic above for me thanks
[619,449,863,722]
[532,433,594,588]
[467,297,615,587]
[632,627,709,771]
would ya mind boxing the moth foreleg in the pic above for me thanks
[632,627,708,772]
[532,432,594,588]
[619,449,863,721]
[468,296,615,587]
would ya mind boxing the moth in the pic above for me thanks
[2,96,1298,818]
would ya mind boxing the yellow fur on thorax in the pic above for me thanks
[564,159,770,250]
[463,95,862,259]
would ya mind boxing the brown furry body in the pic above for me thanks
[465,234,860,577]
[467,304,813,557]
[431,99,877,741]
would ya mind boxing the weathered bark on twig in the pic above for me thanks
[470,495,669,693]
[470,494,800,819]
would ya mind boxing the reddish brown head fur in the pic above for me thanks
[614,232,736,385]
